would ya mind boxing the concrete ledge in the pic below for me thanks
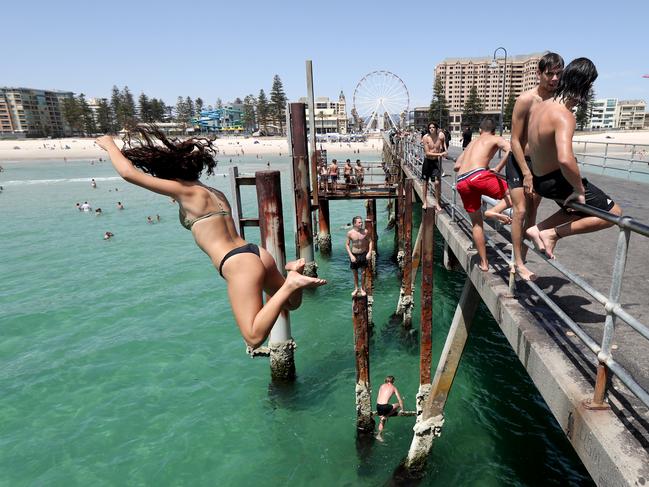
[435,211,649,486]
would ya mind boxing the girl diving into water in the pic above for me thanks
[96,127,326,349]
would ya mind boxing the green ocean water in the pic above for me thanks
[0,152,594,486]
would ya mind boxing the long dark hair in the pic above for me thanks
[121,126,217,181]
[554,58,598,106]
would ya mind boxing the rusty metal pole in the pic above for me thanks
[289,103,316,276]
[397,179,414,328]
[366,198,378,257]
[352,294,374,434]
[364,218,375,328]
[405,277,480,471]
[317,197,331,254]
[305,60,318,209]
[417,207,435,413]
[256,170,295,381]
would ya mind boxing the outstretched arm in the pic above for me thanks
[96,136,187,199]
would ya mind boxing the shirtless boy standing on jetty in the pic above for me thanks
[421,122,447,211]
[345,216,373,296]
[508,52,564,281]
[525,58,621,259]
[454,118,511,272]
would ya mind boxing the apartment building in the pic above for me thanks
[589,98,618,129]
[434,52,544,131]
[615,99,646,130]
[298,92,348,134]
[0,87,74,137]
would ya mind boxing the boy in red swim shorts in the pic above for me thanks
[454,118,511,272]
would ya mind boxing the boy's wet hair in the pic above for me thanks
[385,375,395,383]
[352,216,363,224]
[480,118,497,134]
[554,58,598,106]
[538,52,565,73]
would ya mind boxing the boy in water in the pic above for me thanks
[345,216,373,296]
[376,375,404,440]
[454,118,511,272]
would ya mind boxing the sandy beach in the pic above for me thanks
[0,135,383,162]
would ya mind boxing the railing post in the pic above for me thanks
[256,170,295,381]
[602,143,609,175]
[589,223,631,408]
[629,144,636,181]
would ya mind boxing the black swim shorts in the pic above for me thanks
[506,153,532,190]
[533,170,615,212]
[422,157,441,181]
[377,403,394,416]
[350,252,368,270]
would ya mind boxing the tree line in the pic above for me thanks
[60,74,288,136]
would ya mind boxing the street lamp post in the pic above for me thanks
[491,47,508,135]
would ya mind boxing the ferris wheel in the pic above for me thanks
[353,70,410,132]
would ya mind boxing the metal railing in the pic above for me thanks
[384,133,649,410]
[573,140,649,182]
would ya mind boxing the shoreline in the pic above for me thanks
[0,136,383,163]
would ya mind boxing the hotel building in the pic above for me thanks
[0,87,74,137]
[433,52,544,131]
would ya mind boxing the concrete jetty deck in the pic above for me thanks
[400,145,649,486]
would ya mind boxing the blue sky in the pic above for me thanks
[4,0,648,109]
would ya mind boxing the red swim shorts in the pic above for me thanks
[456,169,508,213]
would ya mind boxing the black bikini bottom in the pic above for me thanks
[219,243,260,277]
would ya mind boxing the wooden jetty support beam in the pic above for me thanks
[396,179,414,328]
[364,218,375,328]
[288,102,316,276]
[416,207,435,415]
[405,277,480,472]
[256,170,296,381]
[366,198,378,257]
[352,294,374,434]
[317,198,331,254]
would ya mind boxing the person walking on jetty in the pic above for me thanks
[376,375,404,441]
[421,122,447,211]
[509,52,564,281]
[525,58,621,260]
[453,118,511,272]
[345,216,373,296]
[96,128,326,350]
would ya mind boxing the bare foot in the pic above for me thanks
[538,228,560,259]
[515,263,537,281]
[286,271,326,290]
[285,258,305,273]
[352,289,358,296]
[358,289,367,296]
[525,225,546,253]
[478,261,489,272]
[434,205,443,214]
